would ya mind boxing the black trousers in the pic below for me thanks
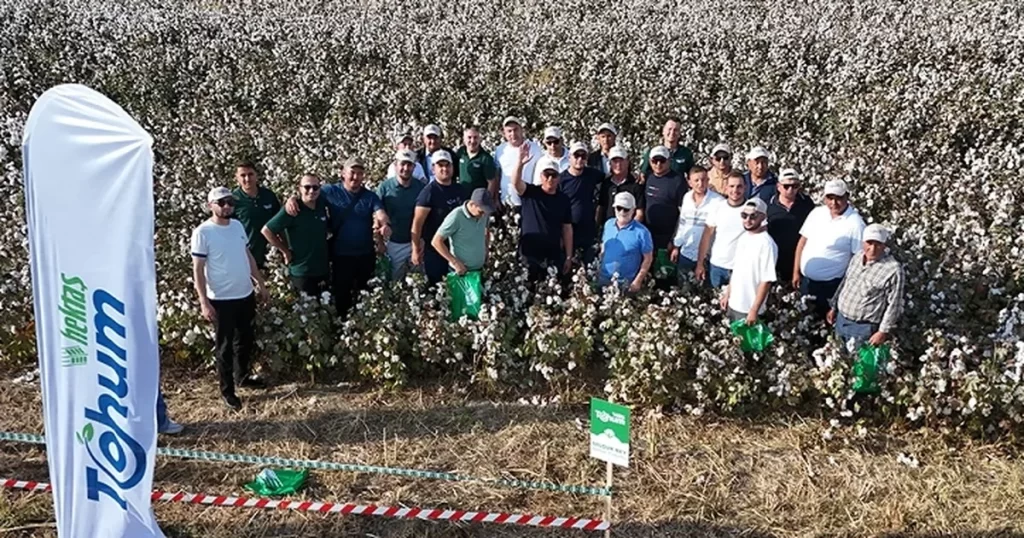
[331,254,376,317]
[211,293,256,398]
[291,274,327,297]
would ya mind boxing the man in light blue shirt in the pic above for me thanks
[599,192,654,291]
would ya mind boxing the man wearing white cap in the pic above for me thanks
[559,141,606,264]
[766,168,814,283]
[744,146,779,202]
[671,165,724,276]
[599,192,653,291]
[708,142,734,195]
[828,224,905,349]
[191,187,271,410]
[386,133,427,182]
[696,171,748,287]
[412,149,465,285]
[510,145,573,281]
[793,178,866,317]
[640,116,694,179]
[587,123,618,175]
[377,149,427,281]
[533,126,571,184]
[597,146,646,225]
[416,124,454,183]
[493,116,543,207]
[644,145,689,283]
[722,198,778,323]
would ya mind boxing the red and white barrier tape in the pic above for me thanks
[0,478,610,531]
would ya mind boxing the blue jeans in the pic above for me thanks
[709,264,732,288]
[834,312,877,351]
[801,276,844,317]
[156,391,169,431]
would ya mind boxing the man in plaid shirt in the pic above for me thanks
[827,224,905,349]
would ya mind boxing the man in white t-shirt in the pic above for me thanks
[671,165,724,279]
[723,198,778,323]
[792,178,866,317]
[191,187,270,411]
[494,116,542,207]
[695,171,747,287]
[385,133,427,182]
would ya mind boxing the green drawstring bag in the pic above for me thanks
[375,255,391,280]
[729,319,775,352]
[852,344,890,394]
[244,468,308,496]
[447,270,483,321]
[653,249,676,280]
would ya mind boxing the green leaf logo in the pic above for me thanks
[80,423,94,443]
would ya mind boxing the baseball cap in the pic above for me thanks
[569,141,589,155]
[394,149,416,163]
[608,146,628,160]
[469,188,496,215]
[538,157,560,174]
[746,146,770,161]
[613,192,636,210]
[207,186,232,203]
[863,223,890,244]
[743,198,768,215]
[423,124,442,137]
[779,168,800,183]
[596,122,618,136]
[502,116,523,127]
[542,126,563,141]
[393,133,414,146]
[711,142,732,157]
[650,146,671,160]
[432,149,453,163]
[824,179,849,197]
[343,156,365,170]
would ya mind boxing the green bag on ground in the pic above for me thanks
[375,255,391,280]
[852,344,890,394]
[729,319,775,352]
[653,248,676,279]
[447,270,483,320]
[244,468,308,496]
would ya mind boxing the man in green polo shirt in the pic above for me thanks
[638,117,695,180]
[261,173,330,296]
[455,127,499,204]
[231,161,281,269]
[432,188,494,275]
[376,149,427,281]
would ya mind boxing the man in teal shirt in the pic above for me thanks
[376,149,426,281]
[638,117,695,180]
[231,161,280,269]
[262,174,330,296]
[432,188,494,275]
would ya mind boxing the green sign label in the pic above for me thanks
[589,398,630,467]
[59,273,89,367]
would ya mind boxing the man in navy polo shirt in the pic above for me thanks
[599,192,653,292]
[744,146,778,202]
[560,141,605,265]
[285,157,391,318]
[412,150,465,285]
[510,145,573,282]
[643,145,688,286]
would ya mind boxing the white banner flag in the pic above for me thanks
[23,84,165,537]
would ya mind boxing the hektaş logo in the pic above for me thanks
[59,273,88,367]
[74,289,148,511]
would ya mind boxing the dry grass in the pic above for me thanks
[2,369,1024,537]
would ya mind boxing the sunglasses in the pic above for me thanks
[712,154,732,161]
[302,184,320,192]
[545,139,562,146]
[740,212,760,220]
[542,171,559,179]
[614,206,632,212]
[572,152,588,159]
[214,199,235,207]
[651,157,667,164]
[779,183,799,190]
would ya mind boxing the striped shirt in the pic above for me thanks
[832,252,905,332]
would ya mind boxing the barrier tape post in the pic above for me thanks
[0,478,610,532]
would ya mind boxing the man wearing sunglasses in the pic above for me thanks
[708,142,734,195]
[639,116,695,179]
[599,192,653,292]
[643,145,688,286]
[744,146,779,202]
[262,174,330,296]
[792,179,866,318]
[377,149,427,282]
[511,145,573,282]
[721,198,778,324]
[231,161,281,271]
[696,171,748,288]
[191,187,271,411]
[597,146,646,225]
[559,141,605,264]
[532,126,570,184]
[767,168,814,284]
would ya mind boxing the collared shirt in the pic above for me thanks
[745,170,779,202]
[600,218,654,285]
[320,183,384,257]
[708,167,732,195]
[799,204,866,280]
[417,146,455,182]
[767,192,815,281]
[376,176,426,244]
[640,145,695,178]
[455,147,498,196]
[494,139,543,206]
[673,189,724,261]
[386,161,427,183]
[436,203,489,271]
[231,186,280,267]
[597,175,646,224]
[264,197,330,277]
[587,150,610,175]
[833,253,905,332]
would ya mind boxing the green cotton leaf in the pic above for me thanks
[82,423,94,443]
[75,432,83,445]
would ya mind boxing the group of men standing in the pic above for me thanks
[190,117,906,410]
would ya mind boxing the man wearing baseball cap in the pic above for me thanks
[412,149,466,285]
[766,168,814,283]
[597,146,646,225]
[828,223,905,349]
[455,126,499,202]
[510,144,573,281]
[533,126,570,184]
[417,124,454,183]
[599,191,653,291]
[494,116,543,207]
[432,188,494,277]
[230,161,281,271]
[377,149,427,281]
[722,198,778,324]
[191,186,271,410]
[744,146,779,202]
[587,123,619,175]
[559,141,606,264]
[708,142,734,195]
[639,116,695,179]
[643,144,689,286]
[386,133,427,182]
[792,178,866,318]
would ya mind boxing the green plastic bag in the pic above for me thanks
[375,255,391,280]
[447,270,483,320]
[653,249,676,280]
[244,468,308,496]
[729,319,775,352]
[852,344,890,394]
